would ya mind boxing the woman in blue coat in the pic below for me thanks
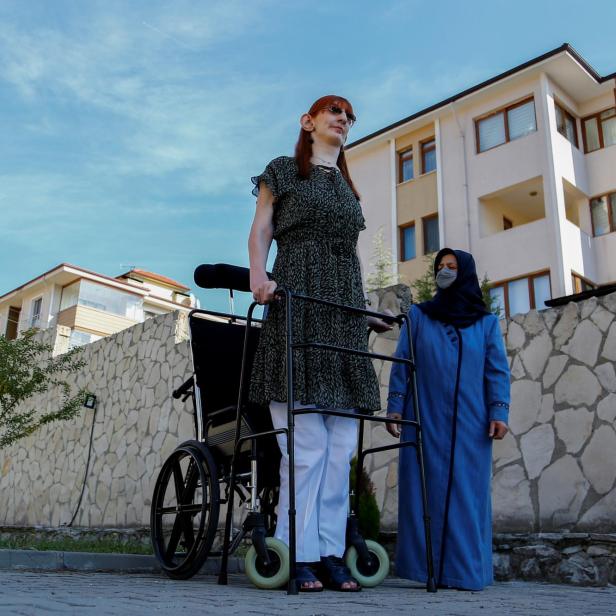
[386,248,510,591]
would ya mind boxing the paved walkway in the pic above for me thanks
[0,571,614,615]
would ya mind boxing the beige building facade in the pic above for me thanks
[0,264,197,347]
[348,44,616,318]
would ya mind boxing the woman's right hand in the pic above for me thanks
[386,413,402,438]
[251,277,278,304]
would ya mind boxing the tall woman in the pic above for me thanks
[248,95,389,591]
[387,248,510,591]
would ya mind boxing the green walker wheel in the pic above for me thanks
[345,540,390,588]
[245,537,290,589]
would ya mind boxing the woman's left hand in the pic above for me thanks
[367,309,395,333]
[489,420,508,440]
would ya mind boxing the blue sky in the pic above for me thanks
[1,0,615,313]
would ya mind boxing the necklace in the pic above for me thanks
[313,155,338,168]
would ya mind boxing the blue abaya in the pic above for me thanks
[388,305,510,590]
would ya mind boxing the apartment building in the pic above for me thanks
[347,44,616,317]
[0,264,197,347]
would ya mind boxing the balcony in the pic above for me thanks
[479,176,546,238]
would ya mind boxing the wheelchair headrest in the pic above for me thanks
[194,263,252,292]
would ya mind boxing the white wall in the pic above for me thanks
[347,142,394,279]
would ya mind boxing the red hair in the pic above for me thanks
[294,95,360,199]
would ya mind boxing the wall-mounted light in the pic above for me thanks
[83,393,97,409]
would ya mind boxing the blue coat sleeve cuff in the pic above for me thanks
[387,391,406,414]
[488,402,509,423]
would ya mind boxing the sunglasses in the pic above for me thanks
[324,104,356,126]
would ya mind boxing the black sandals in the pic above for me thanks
[319,555,362,592]
[296,562,324,592]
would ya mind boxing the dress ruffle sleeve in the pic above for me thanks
[251,156,291,199]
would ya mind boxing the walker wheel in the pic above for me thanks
[345,540,390,588]
[245,537,290,589]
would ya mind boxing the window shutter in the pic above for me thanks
[507,101,536,140]
[478,113,505,151]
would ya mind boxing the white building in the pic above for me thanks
[347,43,616,317]
[0,264,197,347]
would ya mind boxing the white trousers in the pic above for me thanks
[269,401,358,562]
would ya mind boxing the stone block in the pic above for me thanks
[538,394,554,423]
[524,310,545,335]
[492,464,534,530]
[538,455,589,528]
[520,332,553,380]
[506,321,526,351]
[509,380,542,435]
[558,553,600,586]
[562,319,603,367]
[600,291,616,314]
[581,492,616,534]
[543,308,559,331]
[594,363,616,394]
[521,424,554,479]
[492,552,512,580]
[581,296,598,320]
[492,430,521,468]
[554,407,593,454]
[601,322,616,361]
[597,394,616,423]
[554,365,601,407]
[520,557,542,579]
[580,425,616,495]
[590,305,614,332]
[510,355,526,379]
[553,302,579,349]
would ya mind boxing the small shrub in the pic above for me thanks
[350,457,380,541]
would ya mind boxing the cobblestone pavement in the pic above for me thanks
[0,571,614,616]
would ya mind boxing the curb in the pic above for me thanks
[0,549,244,574]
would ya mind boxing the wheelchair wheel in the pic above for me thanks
[345,540,390,588]
[151,440,220,579]
[244,537,290,589]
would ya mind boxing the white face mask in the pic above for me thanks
[436,267,457,289]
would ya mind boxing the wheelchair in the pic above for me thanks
[150,263,437,594]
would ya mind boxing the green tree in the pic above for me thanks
[365,226,398,292]
[411,254,501,316]
[0,330,87,448]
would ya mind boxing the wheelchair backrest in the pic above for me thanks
[189,311,261,415]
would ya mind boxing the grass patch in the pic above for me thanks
[0,536,153,555]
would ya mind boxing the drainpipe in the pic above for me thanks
[389,138,399,279]
[449,101,472,253]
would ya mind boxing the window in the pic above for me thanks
[69,330,102,349]
[5,307,20,340]
[503,217,513,230]
[555,102,578,147]
[476,98,536,153]
[400,224,416,261]
[572,273,596,294]
[60,280,144,320]
[30,297,42,328]
[423,215,439,254]
[590,192,616,237]
[582,107,616,153]
[398,148,414,183]
[489,272,551,318]
[421,139,436,173]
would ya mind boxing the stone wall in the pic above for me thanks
[1,290,615,537]
[366,289,616,534]
[0,312,194,527]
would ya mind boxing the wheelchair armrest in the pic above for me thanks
[172,376,194,399]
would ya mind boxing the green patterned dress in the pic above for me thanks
[248,156,380,412]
